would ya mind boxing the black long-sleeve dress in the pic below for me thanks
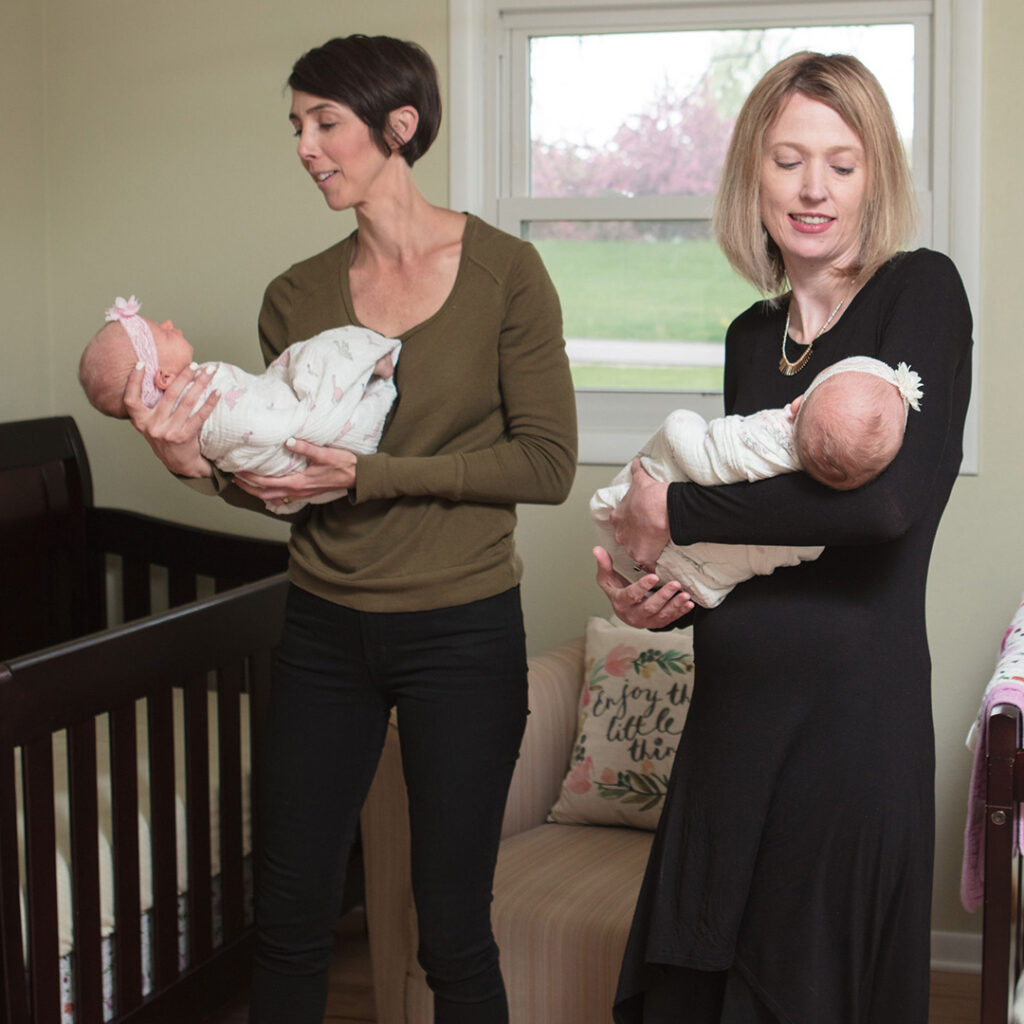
[613,249,973,1024]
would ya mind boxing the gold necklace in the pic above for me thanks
[778,292,849,376]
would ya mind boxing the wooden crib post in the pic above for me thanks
[982,709,1017,1024]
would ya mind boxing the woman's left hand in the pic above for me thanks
[611,458,672,571]
[233,438,357,506]
[594,547,694,629]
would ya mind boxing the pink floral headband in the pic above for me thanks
[105,295,161,408]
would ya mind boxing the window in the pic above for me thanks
[449,0,980,468]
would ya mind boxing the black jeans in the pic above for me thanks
[249,584,528,1024]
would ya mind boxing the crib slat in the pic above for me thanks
[23,736,61,1023]
[68,719,104,1023]
[120,558,151,625]
[217,663,245,942]
[39,461,81,648]
[146,690,180,991]
[247,648,272,873]
[183,676,213,965]
[0,738,30,1024]
[167,565,198,610]
[109,703,143,1014]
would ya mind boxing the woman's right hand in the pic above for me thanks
[123,362,220,478]
[594,546,694,630]
[610,459,671,571]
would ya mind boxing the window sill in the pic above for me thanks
[575,389,723,466]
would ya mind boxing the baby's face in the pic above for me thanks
[146,317,195,374]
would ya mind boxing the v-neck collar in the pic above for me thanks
[337,214,475,341]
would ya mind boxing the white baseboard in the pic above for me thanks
[931,929,982,973]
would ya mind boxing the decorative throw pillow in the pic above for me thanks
[548,615,694,830]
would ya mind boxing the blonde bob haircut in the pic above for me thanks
[712,52,916,300]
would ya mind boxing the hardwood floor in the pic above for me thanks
[203,909,981,1024]
[929,969,982,1024]
[204,909,375,1024]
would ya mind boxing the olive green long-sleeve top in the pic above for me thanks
[210,214,577,612]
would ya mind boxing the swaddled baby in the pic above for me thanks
[79,296,401,513]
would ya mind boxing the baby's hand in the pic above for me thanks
[372,353,394,379]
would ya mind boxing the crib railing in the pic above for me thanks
[0,575,288,1024]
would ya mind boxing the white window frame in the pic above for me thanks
[449,0,980,471]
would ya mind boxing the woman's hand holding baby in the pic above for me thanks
[595,458,694,629]
[124,362,219,478]
[233,438,357,506]
[593,546,694,629]
[611,458,672,571]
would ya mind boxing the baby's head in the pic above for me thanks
[793,356,923,490]
[79,296,194,418]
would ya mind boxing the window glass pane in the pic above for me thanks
[526,221,761,391]
[530,24,915,199]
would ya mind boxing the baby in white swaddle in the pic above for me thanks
[591,355,924,607]
[78,296,401,514]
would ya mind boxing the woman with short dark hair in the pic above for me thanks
[123,33,577,1024]
[286,34,442,166]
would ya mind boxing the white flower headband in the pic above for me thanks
[803,355,923,415]
[105,295,161,408]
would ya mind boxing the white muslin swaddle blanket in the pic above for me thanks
[590,405,823,608]
[194,325,402,513]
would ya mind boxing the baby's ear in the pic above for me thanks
[154,368,175,389]
[789,394,804,417]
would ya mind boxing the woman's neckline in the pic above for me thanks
[341,213,474,340]
[782,257,889,339]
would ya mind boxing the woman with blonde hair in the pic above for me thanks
[597,52,972,1023]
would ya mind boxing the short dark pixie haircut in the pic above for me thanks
[288,34,442,167]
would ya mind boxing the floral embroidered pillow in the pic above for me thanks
[548,616,694,830]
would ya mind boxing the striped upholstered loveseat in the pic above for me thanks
[360,636,656,1024]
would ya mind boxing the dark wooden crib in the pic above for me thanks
[981,707,1024,1024]
[0,416,289,1023]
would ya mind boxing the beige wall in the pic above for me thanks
[3,0,1021,941]
[1,0,47,417]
